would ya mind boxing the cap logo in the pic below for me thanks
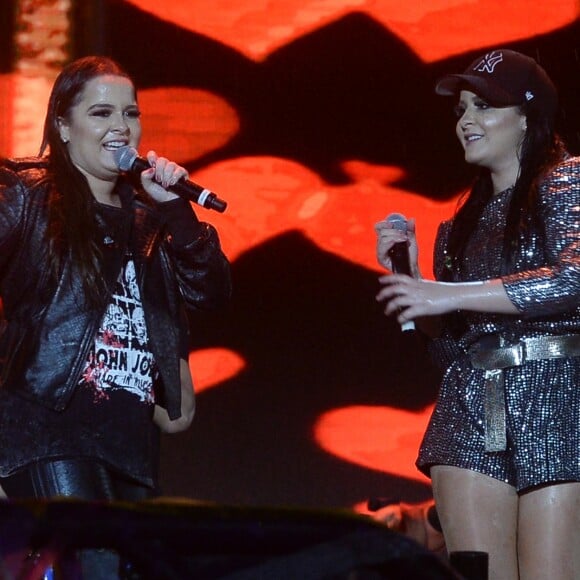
[473,51,503,74]
[525,91,534,101]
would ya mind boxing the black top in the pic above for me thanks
[0,203,160,487]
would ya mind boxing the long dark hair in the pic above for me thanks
[40,56,134,301]
[441,100,566,282]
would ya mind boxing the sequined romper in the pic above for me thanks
[416,156,580,491]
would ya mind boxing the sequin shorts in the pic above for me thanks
[416,355,580,492]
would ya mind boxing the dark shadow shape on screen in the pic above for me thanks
[160,232,440,508]
[77,4,579,196]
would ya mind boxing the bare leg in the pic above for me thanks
[518,482,580,580]
[431,465,519,580]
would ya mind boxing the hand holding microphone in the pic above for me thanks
[375,213,416,331]
[113,146,227,213]
[375,213,417,274]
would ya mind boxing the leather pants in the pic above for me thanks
[0,458,154,501]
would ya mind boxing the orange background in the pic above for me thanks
[0,1,578,511]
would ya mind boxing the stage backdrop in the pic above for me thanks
[0,1,578,512]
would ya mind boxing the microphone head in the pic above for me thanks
[386,212,408,232]
[113,146,138,171]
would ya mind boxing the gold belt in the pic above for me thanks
[468,334,580,452]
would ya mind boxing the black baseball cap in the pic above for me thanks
[436,49,558,118]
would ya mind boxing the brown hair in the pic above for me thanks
[40,56,135,301]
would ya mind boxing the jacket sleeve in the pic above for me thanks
[156,197,232,310]
[502,156,580,317]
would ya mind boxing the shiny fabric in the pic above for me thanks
[468,333,580,451]
[0,158,231,420]
[0,157,231,483]
[0,458,154,501]
[417,156,580,491]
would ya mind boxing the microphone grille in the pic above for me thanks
[386,212,408,232]
[113,146,138,171]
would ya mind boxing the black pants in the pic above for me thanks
[1,459,155,579]
[0,458,154,501]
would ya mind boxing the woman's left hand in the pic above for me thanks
[139,150,188,203]
[376,274,459,324]
[377,274,518,324]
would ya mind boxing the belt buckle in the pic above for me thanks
[469,337,526,369]
[481,341,526,369]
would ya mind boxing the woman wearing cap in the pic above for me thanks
[375,49,579,579]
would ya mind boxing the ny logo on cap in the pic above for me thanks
[474,51,503,74]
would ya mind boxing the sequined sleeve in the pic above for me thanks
[502,156,580,316]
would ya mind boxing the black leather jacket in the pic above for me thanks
[0,158,231,419]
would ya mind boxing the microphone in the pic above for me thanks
[385,213,415,332]
[113,146,227,213]
[386,213,411,276]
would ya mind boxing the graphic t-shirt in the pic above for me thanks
[80,255,158,405]
[68,253,160,486]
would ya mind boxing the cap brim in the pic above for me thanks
[435,74,471,96]
[435,74,518,106]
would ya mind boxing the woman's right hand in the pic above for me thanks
[374,216,419,277]
[153,358,195,434]
[139,150,188,204]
